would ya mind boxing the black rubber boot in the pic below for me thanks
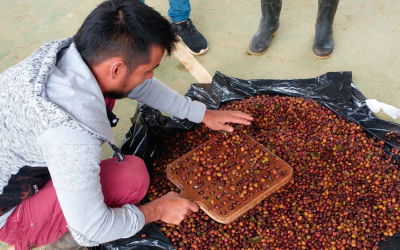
[249,0,282,55]
[313,0,339,58]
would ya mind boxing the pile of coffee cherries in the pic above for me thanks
[386,132,400,143]
[148,95,400,250]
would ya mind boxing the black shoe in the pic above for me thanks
[249,0,282,55]
[172,18,209,55]
[313,0,340,58]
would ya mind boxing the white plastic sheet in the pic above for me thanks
[366,99,400,120]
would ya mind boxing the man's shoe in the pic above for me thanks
[249,0,282,55]
[313,0,340,58]
[40,232,88,250]
[172,18,209,55]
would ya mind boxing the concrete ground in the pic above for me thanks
[0,3,399,246]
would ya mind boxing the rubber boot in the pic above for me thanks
[249,0,282,55]
[313,0,339,58]
[39,232,88,250]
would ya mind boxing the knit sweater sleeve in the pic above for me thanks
[127,77,207,123]
[36,126,145,246]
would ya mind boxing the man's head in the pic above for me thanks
[73,0,178,98]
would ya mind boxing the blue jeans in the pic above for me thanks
[140,0,191,23]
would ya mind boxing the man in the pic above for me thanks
[0,0,252,249]
[140,0,209,56]
[249,0,339,58]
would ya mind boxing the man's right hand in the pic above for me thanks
[138,192,199,225]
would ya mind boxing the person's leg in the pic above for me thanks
[249,0,282,55]
[168,0,191,23]
[313,0,339,58]
[99,156,149,207]
[169,0,208,55]
[0,156,149,250]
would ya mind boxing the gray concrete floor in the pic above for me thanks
[0,0,400,248]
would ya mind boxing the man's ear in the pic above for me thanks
[110,58,127,80]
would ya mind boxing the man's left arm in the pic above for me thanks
[127,77,205,123]
[127,78,253,131]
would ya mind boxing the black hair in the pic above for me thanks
[73,0,178,70]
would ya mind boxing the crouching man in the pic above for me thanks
[0,0,253,249]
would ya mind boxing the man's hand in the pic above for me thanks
[202,109,254,132]
[138,192,199,225]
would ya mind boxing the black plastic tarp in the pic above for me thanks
[104,71,400,250]
[100,223,175,250]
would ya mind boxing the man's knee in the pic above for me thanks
[119,155,150,193]
[100,156,150,206]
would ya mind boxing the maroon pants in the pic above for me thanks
[0,156,149,250]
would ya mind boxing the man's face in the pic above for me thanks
[105,45,164,99]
